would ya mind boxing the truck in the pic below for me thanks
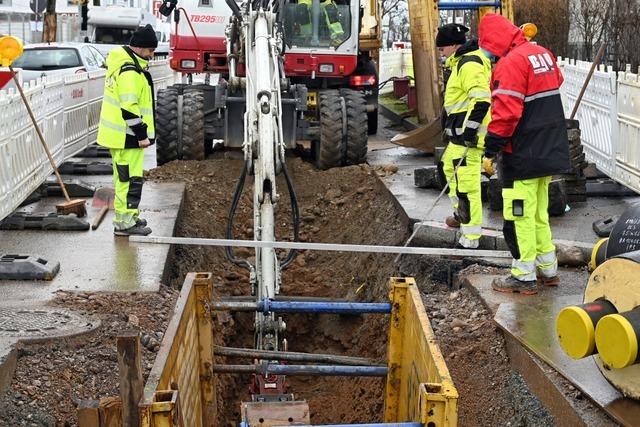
[154,0,381,169]
[86,0,157,58]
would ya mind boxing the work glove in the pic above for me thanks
[463,127,478,148]
[482,156,496,177]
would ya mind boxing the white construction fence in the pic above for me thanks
[379,48,414,94]
[0,60,176,221]
[559,58,640,194]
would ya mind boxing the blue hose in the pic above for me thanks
[258,300,393,314]
[438,1,501,10]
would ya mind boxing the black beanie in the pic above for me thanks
[436,24,469,47]
[129,24,158,49]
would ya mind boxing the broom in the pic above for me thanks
[9,66,86,217]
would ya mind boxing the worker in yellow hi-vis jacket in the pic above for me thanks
[97,25,157,236]
[437,23,492,249]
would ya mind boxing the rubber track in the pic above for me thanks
[340,88,368,165]
[181,90,206,161]
[155,87,179,166]
[317,90,343,170]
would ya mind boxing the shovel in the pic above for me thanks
[91,187,115,230]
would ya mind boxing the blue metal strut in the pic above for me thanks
[438,1,501,10]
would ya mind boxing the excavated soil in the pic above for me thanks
[0,156,553,426]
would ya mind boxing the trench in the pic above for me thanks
[0,156,554,426]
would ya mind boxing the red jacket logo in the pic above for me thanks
[528,53,555,74]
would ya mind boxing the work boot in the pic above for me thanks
[114,224,152,236]
[135,217,148,227]
[537,274,560,287]
[445,215,461,228]
[491,276,537,295]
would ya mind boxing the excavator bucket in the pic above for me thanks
[390,117,443,153]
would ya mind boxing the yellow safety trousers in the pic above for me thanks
[110,148,144,230]
[442,143,483,244]
[502,176,557,281]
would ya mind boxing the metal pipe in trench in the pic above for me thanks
[213,363,388,377]
[214,345,382,366]
[211,299,392,314]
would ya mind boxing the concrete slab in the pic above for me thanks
[456,271,639,426]
[0,181,184,304]
[495,297,640,427]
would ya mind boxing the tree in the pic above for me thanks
[514,0,570,57]
[609,0,640,70]
[570,0,611,60]
[42,0,56,43]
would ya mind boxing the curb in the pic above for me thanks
[378,102,418,131]
[411,220,594,266]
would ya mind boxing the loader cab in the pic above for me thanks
[282,0,359,78]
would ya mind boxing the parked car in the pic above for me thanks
[8,43,106,85]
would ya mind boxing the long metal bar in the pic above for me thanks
[438,1,501,9]
[214,346,381,366]
[213,364,388,377]
[130,235,513,258]
[212,300,392,314]
[240,423,422,427]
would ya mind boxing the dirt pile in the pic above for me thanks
[0,289,178,426]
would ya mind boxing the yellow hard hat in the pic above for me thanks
[520,23,538,41]
[0,36,24,67]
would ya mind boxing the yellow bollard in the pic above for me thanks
[595,308,640,369]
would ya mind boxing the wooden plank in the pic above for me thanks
[100,396,123,427]
[242,401,310,427]
[78,399,100,427]
[194,273,217,427]
[118,333,144,427]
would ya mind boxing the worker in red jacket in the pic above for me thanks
[479,14,570,295]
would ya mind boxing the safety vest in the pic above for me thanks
[97,46,155,150]
[443,40,492,148]
[296,0,344,42]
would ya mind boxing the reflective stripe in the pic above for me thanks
[103,94,121,108]
[100,118,127,133]
[119,93,139,103]
[511,259,536,281]
[492,88,525,99]
[445,100,470,113]
[479,125,488,133]
[100,118,137,137]
[148,131,155,138]
[140,108,153,116]
[125,118,143,126]
[445,129,453,136]
[536,250,556,265]
[524,89,561,102]
[536,250,558,277]
[465,120,481,130]
[469,90,491,99]
[455,128,464,135]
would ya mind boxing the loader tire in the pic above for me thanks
[340,88,368,165]
[181,90,206,161]
[316,90,344,170]
[155,87,179,166]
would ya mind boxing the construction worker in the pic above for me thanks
[479,14,570,294]
[436,23,492,249]
[293,0,345,46]
[97,25,157,236]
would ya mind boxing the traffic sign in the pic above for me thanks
[30,0,46,14]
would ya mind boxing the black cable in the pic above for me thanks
[279,150,300,269]
[225,161,252,270]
